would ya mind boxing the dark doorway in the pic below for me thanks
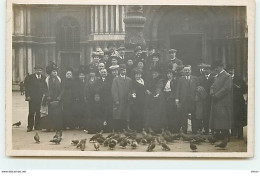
[60,53,80,78]
[170,34,203,74]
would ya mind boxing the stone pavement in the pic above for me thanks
[11,92,247,153]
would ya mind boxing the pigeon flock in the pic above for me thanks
[13,121,230,152]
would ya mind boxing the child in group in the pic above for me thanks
[87,92,106,134]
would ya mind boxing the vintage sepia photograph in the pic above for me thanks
[6,0,255,157]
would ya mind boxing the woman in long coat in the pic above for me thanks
[144,66,167,133]
[129,69,146,132]
[209,62,233,140]
[41,66,63,130]
[72,68,88,129]
[60,68,74,129]
[85,69,102,132]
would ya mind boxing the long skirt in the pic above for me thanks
[144,94,167,133]
[39,101,63,130]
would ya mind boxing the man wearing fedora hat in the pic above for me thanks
[111,64,132,131]
[209,60,233,141]
[24,65,47,132]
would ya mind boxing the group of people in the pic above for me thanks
[24,43,247,140]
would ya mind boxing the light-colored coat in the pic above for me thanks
[111,76,132,120]
[209,70,233,130]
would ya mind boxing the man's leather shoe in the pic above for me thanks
[27,128,32,132]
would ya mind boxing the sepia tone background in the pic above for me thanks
[12,5,248,88]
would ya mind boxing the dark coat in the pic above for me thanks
[40,76,62,130]
[162,77,179,130]
[111,76,132,120]
[72,78,88,127]
[164,58,183,72]
[144,76,167,132]
[98,76,113,121]
[232,76,247,127]
[209,70,233,130]
[60,78,75,128]
[196,74,214,119]
[175,75,198,111]
[129,79,146,131]
[87,95,105,134]
[25,73,47,101]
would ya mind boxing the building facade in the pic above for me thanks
[12,5,248,86]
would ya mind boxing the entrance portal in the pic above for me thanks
[170,34,203,67]
[60,52,80,78]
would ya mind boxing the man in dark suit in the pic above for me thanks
[175,65,198,134]
[196,64,214,134]
[25,65,46,132]
[98,68,113,132]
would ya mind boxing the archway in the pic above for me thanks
[56,16,81,77]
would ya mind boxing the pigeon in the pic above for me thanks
[34,132,40,143]
[215,139,228,149]
[131,140,138,149]
[83,130,88,134]
[108,139,117,150]
[190,142,197,152]
[141,128,147,137]
[119,138,128,149]
[12,121,21,127]
[80,141,86,151]
[161,142,171,151]
[103,138,110,147]
[96,137,106,144]
[180,133,192,141]
[54,130,62,139]
[50,137,62,144]
[148,128,158,136]
[147,141,156,152]
[89,130,104,142]
[134,136,142,144]
[94,142,100,151]
[106,130,115,138]
[77,139,86,151]
[141,138,147,145]
[208,136,218,144]
[71,140,79,146]
[156,136,162,144]
[146,135,155,144]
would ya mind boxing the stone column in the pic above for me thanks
[18,46,24,81]
[105,5,109,33]
[121,6,125,32]
[27,47,32,74]
[115,5,120,33]
[27,7,31,36]
[110,6,114,33]
[12,47,16,81]
[90,6,94,33]
[14,6,24,35]
[100,5,103,33]
[123,5,146,54]
[95,6,98,33]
